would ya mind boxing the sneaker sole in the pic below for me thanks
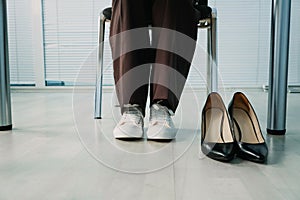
[147,138,174,142]
[147,133,176,141]
[115,137,144,141]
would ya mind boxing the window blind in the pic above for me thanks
[211,0,299,88]
[42,0,300,88]
[7,0,35,85]
[289,0,300,85]
[42,0,113,86]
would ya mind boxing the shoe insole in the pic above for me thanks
[233,108,264,143]
[204,108,234,143]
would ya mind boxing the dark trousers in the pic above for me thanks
[110,0,199,116]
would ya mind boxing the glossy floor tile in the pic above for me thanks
[0,90,300,200]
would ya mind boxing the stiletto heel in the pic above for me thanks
[201,92,236,162]
[228,92,268,163]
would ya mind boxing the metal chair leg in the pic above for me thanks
[207,8,218,94]
[94,14,106,119]
[0,0,12,131]
[267,0,291,135]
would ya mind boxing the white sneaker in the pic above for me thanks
[113,105,144,139]
[147,104,177,140]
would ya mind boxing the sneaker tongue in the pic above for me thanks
[123,104,142,115]
[126,110,140,117]
[153,104,174,116]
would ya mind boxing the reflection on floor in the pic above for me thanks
[0,90,300,200]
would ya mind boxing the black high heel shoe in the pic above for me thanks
[201,92,236,162]
[228,92,268,163]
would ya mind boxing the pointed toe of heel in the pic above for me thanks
[237,142,268,163]
[202,142,236,162]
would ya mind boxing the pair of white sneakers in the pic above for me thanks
[113,104,177,140]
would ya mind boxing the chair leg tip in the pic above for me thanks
[0,125,13,131]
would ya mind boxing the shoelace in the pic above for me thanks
[120,105,143,126]
[149,104,173,127]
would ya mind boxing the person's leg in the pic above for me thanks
[150,0,198,113]
[110,0,153,116]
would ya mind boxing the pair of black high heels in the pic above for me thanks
[201,92,268,163]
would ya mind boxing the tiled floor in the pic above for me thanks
[0,89,300,200]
